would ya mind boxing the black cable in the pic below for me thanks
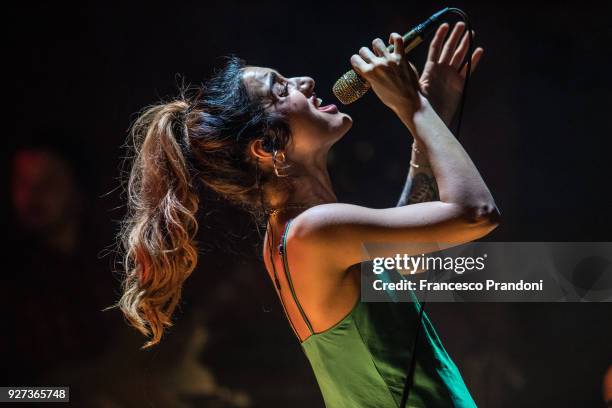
[399,8,473,408]
[448,7,473,140]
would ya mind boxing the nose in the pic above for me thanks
[296,76,315,97]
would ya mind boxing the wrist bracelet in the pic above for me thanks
[410,161,431,169]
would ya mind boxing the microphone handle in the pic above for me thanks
[391,7,449,54]
[393,29,424,55]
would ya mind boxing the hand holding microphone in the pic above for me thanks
[349,34,423,118]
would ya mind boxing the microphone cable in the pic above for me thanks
[398,7,474,408]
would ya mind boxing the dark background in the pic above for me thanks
[3,1,611,407]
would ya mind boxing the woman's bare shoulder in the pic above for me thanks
[285,203,365,279]
[289,202,373,239]
[286,203,375,269]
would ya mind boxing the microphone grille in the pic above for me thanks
[332,69,371,105]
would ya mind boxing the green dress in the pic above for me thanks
[279,218,477,408]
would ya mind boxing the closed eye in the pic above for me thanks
[280,82,290,97]
[268,71,290,101]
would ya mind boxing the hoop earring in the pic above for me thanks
[272,149,291,178]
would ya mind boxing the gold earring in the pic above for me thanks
[272,150,291,177]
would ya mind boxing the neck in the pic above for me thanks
[268,149,337,209]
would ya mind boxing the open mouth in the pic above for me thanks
[311,93,338,113]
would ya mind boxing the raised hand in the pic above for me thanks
[418,22,484,125]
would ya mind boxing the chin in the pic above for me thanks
[337,109,352,121]
[335,112,353,132]
[326,113,353,143]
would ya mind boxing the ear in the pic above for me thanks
[249,138,273,161]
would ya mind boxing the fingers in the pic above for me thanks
[351,32,409,77]
[450,30,476,69]
[355,35,397,70]
[358,45,379,64]
[372,38,390,58]
[459,47,484,77]
[439,21,466,64]
[388,32,405,57]
[426,23,449,62]
[350,54,371,76]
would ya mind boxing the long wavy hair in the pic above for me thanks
[112,57,292,349]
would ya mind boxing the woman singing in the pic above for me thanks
[116,21,499,407]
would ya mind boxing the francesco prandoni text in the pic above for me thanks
[371,254,544,292]
[373,279,544,292]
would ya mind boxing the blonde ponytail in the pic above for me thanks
[118,100,199,349]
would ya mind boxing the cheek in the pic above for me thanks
[284,96,311,115]
[282,99,316,126]
[282,95,343,136]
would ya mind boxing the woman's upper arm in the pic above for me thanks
[290,202,500,273]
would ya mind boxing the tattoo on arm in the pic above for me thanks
[408,172,439,203]
[397,172,439,206]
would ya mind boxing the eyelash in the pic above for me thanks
[280,82,289,97]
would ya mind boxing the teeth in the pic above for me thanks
[316,97,323,107]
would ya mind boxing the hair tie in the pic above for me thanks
[184,103,194,115]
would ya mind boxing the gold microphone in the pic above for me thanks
[333,8,449,105]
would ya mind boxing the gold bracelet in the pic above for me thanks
[410,161,431,169]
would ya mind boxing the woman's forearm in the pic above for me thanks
[396,98,457,207]
[396,141,439,206]
[396,94,498,221]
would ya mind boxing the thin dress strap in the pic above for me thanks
[279,218,315,335]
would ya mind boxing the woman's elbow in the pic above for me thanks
[462,202,502,231]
